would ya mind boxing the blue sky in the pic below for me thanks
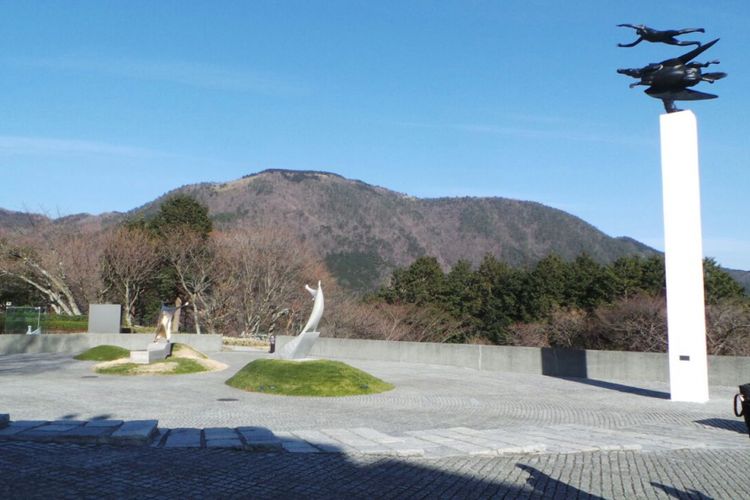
[2,1,749,268]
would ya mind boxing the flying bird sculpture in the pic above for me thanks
[617,35,726,113]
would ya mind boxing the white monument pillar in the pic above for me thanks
[659,110,709,403]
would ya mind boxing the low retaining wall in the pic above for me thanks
[0,333,223,355]
[277,336,750,386]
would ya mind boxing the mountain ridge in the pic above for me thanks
[2,169,662,290]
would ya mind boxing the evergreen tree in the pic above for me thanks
[703,258,744,304]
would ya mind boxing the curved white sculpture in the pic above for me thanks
[300,281,324,334]
[278,281,324,360]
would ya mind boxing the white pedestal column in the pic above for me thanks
[659,110,709,403]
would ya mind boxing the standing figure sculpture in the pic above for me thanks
[617,24,704,48]
[617,38,726,113]
[153,298,190,343]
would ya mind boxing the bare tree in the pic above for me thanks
[706,300,750,356]
[216,228,331,336]
[101,227,160,327]
[163,227,220,334]
[0,218,103,315]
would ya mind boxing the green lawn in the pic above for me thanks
[225,359,394,397]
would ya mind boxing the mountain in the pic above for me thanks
[131,170,658,289]
[1,169,659,291]
[726,269,750,294]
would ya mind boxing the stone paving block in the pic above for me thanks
[163,428,202,448]
[16,421,86,441]
[205,438,244,449]
[407,429,497,455]
[149,429,167,448]
[237,426,282,451]
[443,427,524,452]
[31,421,86,432]
[290,429,347,453]
[204,428,242,449]
[57,423,120,444]
[111,420,159,445]
[321,428,380,450]
[85,419,124,428]
[0,414,8,429]
[350,427,403,444]
[0,420,48,437]
[275,431,321,453]
[515,429,600,454]
[376,435,428,456]
[52,419,88,426]
[204,427,239,441]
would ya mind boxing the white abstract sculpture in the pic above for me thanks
[278,281,324,360]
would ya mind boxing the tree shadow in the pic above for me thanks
[1,419,610,498]
[560,377,670,399]
[651,482,713,499]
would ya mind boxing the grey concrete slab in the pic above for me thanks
[350,427,404,444]
[204,427,239,441]
[163,428,202,448]
[275,431,321,453]
[289,429,348,453]
[110,419,158,445]
[16,421,86,440]
[56,424,119,444]
[0,420,48,437]
[405,429,497,455]
[237,426,282,451]
[204,427,242,449]
[205,438,243,449]
[320,428,380,450]
[85,419,124,427]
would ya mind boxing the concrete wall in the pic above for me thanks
[0,333,223,355]
[277,335,750,387]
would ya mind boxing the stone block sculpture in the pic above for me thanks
[278,281,324,360]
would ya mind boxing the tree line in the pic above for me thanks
[2,195,749,355]
[0,195,330,336]
[375,253,750,355]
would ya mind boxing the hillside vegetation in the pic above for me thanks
[130,170,657,290]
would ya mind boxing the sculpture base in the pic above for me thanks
[277,331,320,360]
[660,110,709,403]
[130,342,172,365]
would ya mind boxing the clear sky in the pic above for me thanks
[2,1,749,268]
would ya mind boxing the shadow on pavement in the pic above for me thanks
[0,438,608,499]
[560,377,670,399]
[695,417,748,434]
[651,481,712,499]
[0,353,78,375]
[516,464,605,499]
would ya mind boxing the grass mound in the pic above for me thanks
[91,343,225,376]
[74,345,130,362]
[225,359,394,397]
[95,358,209,376]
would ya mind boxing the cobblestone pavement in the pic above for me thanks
[1,441,749,499]
[2,351,750,497]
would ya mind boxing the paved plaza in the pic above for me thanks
[1,349,749,498]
